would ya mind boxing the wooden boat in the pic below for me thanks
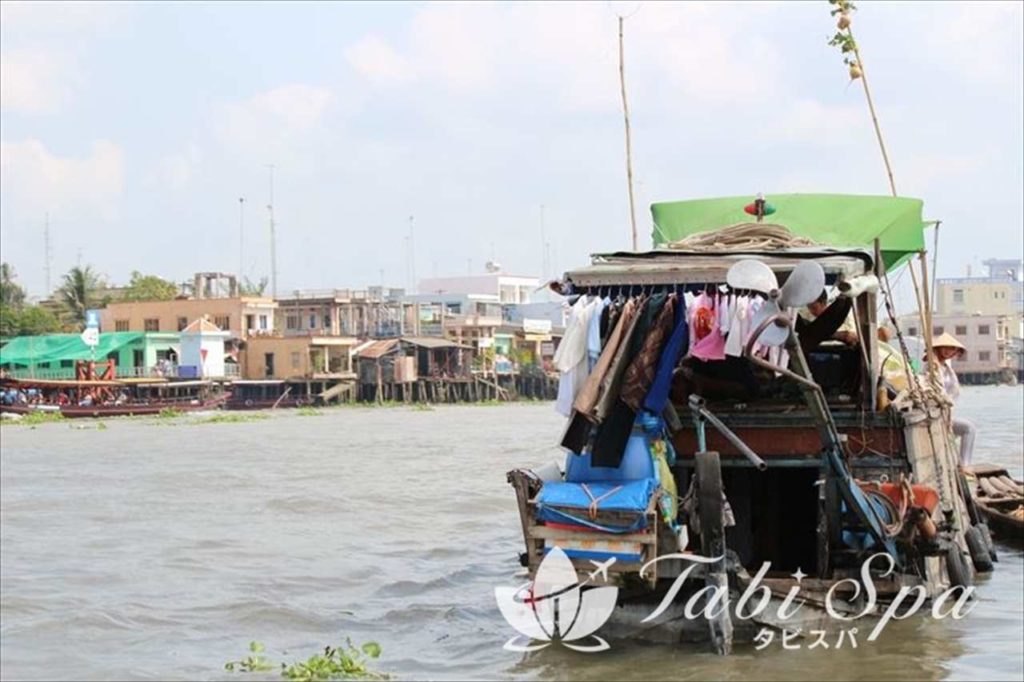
[0,376,228,419]
[506,194,998,654]
[967,464,1024,541]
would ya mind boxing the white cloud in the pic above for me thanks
[769,99,866,145]
[344,3,786,111]
[153,143,202,191]
[923,2,1023,85]
[214,85,334,161]
[345,36,413,85]
[0,139,125,219]
[0,49,77,113]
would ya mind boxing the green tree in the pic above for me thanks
[240,276,268,296]
[122,270,178,301]
[1,263,28,337]
[17,305,62,335]
[58,265,102,330]
[1,262,26,308]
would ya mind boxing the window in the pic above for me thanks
[323,312,331,328]
[286,315,298,330]
[60,359,73,368]
[177,317,188,331]
[214,315,230,331]
[978,325,990,335]
[907,326,918,336]
[955,325,967,336]
[953,289,964,304]
[115,319,129,332]
[291,351,301,369]
[933,326,944,336]
[259,315,268,330]
[979,351,991,362]
[309,314,317,329]
[144,318,160,332]
[246,314,255,331]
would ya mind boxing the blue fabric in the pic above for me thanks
[643,299,692,413]
[565,431,654,483]
[544,546,645,563]
[643,297,689,414]
[536,505,649,533]
[537,478,656,513]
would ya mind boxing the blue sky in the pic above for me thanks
[1,1,1021,301]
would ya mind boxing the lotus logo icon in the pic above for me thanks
[495,547,618,652]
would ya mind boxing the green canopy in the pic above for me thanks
[0,332,144,366]
[651,193,928,269]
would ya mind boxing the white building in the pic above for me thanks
[179,318,230,378]
[418,270,538,304]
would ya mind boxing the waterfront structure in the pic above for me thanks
[353,336,477,402]
[418,269,538,304]
[0,331,180,379]
[99,272,277,340]
[240,335,359,381]
[274,287,416,338]
[899,312,1016,383]
[934,259,1023,338]
[900,258,1023,383]
[179,318,230,379]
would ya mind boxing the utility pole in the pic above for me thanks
[540,204,548,279]
[43,212,51,295]
[238,197,245,281]
[403,216,411,292]
[266,165,277,299]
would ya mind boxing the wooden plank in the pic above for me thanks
[528,525,657,545]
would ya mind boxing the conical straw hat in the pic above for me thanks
[932,332,966,353]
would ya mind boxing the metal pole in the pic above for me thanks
[266,165,277,299]
[238,197,245,280]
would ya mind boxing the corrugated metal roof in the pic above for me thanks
[401,337,472,350]
[355,339,399,359]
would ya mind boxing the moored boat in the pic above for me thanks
[967,464,1024,542]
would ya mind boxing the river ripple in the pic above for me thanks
[1,387,1021,680]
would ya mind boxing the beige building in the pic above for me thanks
[241,336,358,380]
[275,287,418,338]
[934,259,1023,339]
[900,312,1015,380]
[100,296,277,339]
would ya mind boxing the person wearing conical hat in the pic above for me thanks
[929,332,974,466]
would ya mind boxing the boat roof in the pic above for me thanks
[565,247,872,288]
[651,193,929,270]
[131,380,213,388]
[0,378,123,388]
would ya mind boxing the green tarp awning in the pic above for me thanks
[0,332,144,366]
[651,193,928,269]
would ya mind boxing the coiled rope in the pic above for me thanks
[664,222,820,252]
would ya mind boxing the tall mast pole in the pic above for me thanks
[238,197,245,281]
[403,216,411,292]
[43,212,51,296]
[618,15,639,251]
[266,164,277,299]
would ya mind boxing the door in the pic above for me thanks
[264,353,275,378]
[133,349,144,369]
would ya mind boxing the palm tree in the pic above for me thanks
[58,266,101,329]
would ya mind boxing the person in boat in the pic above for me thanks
[796,289,858,352]
[79,391,95,407]
[929,333,975,467]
